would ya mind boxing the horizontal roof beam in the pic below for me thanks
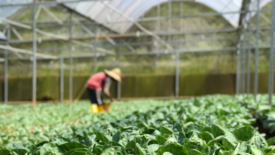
[5,36,240,53]
[3,27,241,45]
[0,45,57,59]
[4,53,108,61]
[15,8,271,26]
[120,45,273,56]
[0,44,273,61]
[0,0,109,7]
[0,18,114,55]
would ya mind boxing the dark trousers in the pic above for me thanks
[86,88,102,105]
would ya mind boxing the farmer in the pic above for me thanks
[86,68,121,113]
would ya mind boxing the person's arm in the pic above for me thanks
[95,91,103,105]
[104,77,113,102]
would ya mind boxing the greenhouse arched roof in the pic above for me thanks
[0,0,32,23]
[0,0,273,34]
[59,0,272,34]
[61,0,241,34]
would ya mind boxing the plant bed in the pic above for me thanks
[253,119,275,139]
[2,95,275,154]
[237,95,275,137]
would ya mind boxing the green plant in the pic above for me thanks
[2,95,273,154]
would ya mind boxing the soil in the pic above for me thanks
[253,119,275,139]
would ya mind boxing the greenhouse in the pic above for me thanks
[1,0,275,154]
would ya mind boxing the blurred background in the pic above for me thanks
[0,0,274,104]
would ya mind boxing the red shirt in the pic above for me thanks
[86,72,107,91]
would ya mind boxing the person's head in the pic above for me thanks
[105,68,122,82]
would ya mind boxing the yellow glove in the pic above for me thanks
[90,104,98,113]
[98,105,104,113]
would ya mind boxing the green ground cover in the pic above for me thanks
[1,95,275,154]
[237,95,275,135]
[0,100,168,145]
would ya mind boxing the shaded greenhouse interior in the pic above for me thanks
[0,73,274,101]
[0,0,274,102]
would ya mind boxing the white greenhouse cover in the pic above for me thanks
[0,0,33,23]
[0,31,6,41]
[0,0,273,34]
[59,0,272,34]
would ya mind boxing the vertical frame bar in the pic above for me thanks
[94,24,98,74]
[155,3,161,64]
[180,1,183,32]
[241,7,249,95]
[175,0,179,98]
[32,2,37,109]
[254,0,260,102]
[157,3,160,32]
[69,11,73,106]
[236,47,241,94]
[4,25,10,104]
[236,30,244,95]
[117,39,121,100]
[4,48,8,104]
[241,43,247,94]
[169,0,172,33]
[247,8,252,96]
[175,50,180,98]
[268,0,275,105]
[60,57,64,102]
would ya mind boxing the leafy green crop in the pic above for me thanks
[2,95,274,154]
[237,95,275,134]
[0,100,168,145]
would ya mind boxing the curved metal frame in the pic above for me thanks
[62,0,243,34]
[1,0,273,34]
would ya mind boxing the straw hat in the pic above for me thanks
[105,68,122,82]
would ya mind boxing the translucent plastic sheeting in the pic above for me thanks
[257,0,272,9]
[0,31,6,41]
[245,0,272,22]
[0,0,33,23]
[0,0,272,34]
[195,0,242,28]
[60,0,245,34]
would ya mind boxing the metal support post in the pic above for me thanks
[237,31,246,95]
[60,57,64,102]
[236,26,244,95]
[180,1,183,32]
[4,47,8,104]
[236,41,242,94]
[69,11,73,106]
[247,9,252,96]
[157,3,160,32]
[32,2,37,109]
[169,0,172,33]
[179,1,183,93]
[93,25,98,74]
[175,50,180,98]
[117,40,121,99]
[4,25,10,104]
[268,0,275,105]
[254,0,260,102]
[241,45,247,94]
